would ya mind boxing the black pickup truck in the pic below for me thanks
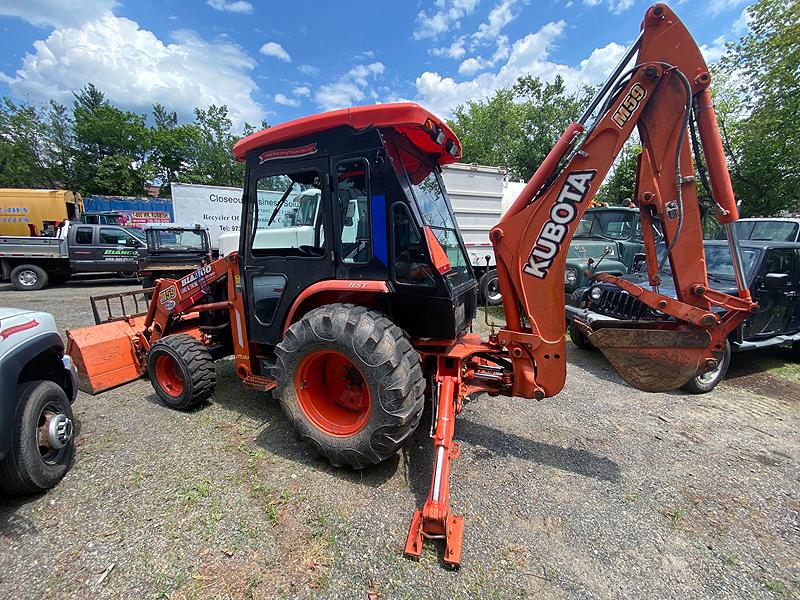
[0,221,147,290]
[567,240,800,393]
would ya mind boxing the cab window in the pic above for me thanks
[75,227,93,244]
[99,227,137,246]
[251,169,325,257]
[392,203,435,287]
[336,158,371,264]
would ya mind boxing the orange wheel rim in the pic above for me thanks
[295,350,371,436]
[154,355,185,397]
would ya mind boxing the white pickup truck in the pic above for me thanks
[0,307,77,494]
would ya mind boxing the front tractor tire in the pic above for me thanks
[147,334,216,410]
[274,303,425,469]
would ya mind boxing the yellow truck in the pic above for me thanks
[0,189,83,236]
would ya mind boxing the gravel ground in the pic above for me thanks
[0,277,798,599]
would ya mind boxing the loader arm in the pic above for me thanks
[491,3,756,397]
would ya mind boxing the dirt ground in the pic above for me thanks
[0,276,798,599]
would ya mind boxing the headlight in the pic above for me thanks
[589,287,603,301]
[564,268,578,286]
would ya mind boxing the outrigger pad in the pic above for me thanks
[66,317,148,395]
[583,322,715,392]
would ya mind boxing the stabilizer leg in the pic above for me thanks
[404,370,464,568]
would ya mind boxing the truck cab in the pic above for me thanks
[564,206,646,296]
[139,224,213,288]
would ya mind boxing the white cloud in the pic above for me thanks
[700,35,728,64]
[415,20,629,118]
[473,0,520,42]
[581,0,635,13]
[708,0,747,16]
[260,41,291,62]
[458,56,491,75]
[6,13,263,126]
[414,0,481,40]
[292,86,311,97]
[431,37,467,59]
[315,62,385,111]
[0,0,117,28]
[298,64,319,76]
[206,0,253,14]
[274,93,299,107]
[732,7,751,35]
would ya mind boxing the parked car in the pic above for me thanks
[139,224,213,288]
[566,240,800,392]
[0,221,147,290]
[0,308,77,494]
[715,217,800,243]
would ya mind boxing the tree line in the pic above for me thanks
[0,84,267,197]
[0,0,795,216]
[448,0,798,217]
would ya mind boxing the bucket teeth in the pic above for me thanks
[66,317,148,395]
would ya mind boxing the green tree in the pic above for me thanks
[448,75,590,181]
[597,140,640,205]
[72,84,151,195]
[182,105,245,188]
[718,0,800,216]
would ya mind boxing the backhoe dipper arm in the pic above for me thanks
[490,3,756,399]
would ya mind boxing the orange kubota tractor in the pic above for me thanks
[67,4,757,568]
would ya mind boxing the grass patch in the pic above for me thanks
[764,579,789,597]
[663,506,685,531]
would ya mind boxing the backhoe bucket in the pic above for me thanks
[579,321,717,392]
[66,316,148,395]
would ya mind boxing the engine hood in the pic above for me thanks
[568,239,620,260]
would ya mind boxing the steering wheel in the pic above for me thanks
[297,244,324,257]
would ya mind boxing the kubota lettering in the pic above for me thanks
[524,170,596,279]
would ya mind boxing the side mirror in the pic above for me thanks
[764,272,790,290]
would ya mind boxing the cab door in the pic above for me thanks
[241,157,335,346]
[744,248,798,339]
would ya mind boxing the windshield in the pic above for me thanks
[126,227,146,241]
[656,243,761,281]
[575,211,636,240]
[151,229,207,251]
[388,134,471,288]
[722,220,800,242]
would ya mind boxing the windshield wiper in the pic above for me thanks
[267,182,296,226]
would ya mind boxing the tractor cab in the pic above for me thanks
[233,103,477,346]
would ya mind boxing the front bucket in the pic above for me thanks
[581,321,717,392]
[66,316,148,395]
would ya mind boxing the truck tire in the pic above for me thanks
[273,303,425,469]
[569,319,595,351]
[0,381,75,495]
[10,264,48,291]
[478,269,502,306]
[681,340,731,394]
[147,334,216,410]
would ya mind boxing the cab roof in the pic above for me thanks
[233,102,461,165]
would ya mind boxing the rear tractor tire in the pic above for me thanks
[147,334,216,410]
[273,303,425,469]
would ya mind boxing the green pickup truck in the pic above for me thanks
[564,206,645,297]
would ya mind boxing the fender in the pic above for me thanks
[282,280,390,333]
[0,331,66,460]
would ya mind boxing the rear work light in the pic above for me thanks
[444,138,459,157]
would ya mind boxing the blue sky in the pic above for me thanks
[0,0,751,130]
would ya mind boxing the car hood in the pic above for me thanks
[568,239,621,260]
[616,270,740,298]
[0,307,38,321]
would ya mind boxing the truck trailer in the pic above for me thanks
[0,189,83,236]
